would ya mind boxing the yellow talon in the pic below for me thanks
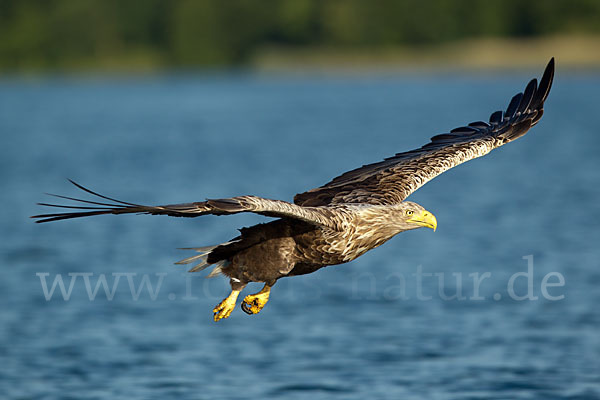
[241,284,271,315]
[213,289,240,322]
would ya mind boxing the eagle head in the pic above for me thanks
[396,201,437,232]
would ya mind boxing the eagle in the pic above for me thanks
[33,59,554,321]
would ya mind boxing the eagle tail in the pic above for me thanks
[176,241,237,275]
[206,260,230,278]
[176,246,215,272]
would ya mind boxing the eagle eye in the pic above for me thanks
[406,210,414,216]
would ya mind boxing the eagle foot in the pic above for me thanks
[213,289,240,322]
[241,284,271,315]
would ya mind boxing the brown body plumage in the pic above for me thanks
[32,59,554,321]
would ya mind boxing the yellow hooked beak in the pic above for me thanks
[407,209,437,232]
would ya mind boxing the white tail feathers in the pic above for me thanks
[206,260,230,278]
[175,252,209,266]
[188,256,210,273]
[176,245,215,272]
[175,243,235,277]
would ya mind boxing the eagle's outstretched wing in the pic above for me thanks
[294,58,554,207]
[32,180,340,230]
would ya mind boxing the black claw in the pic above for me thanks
[241,302,253,315]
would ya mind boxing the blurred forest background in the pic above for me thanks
[1,0,600,73]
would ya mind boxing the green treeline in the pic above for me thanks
[1,0,599,71]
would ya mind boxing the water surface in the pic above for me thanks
[1,70,599,399]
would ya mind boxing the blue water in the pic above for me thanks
[1,69,599,399]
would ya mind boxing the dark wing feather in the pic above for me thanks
[32,181,341,230]
[294,58,554,207]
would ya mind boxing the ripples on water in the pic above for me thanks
[1,70,599,399]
